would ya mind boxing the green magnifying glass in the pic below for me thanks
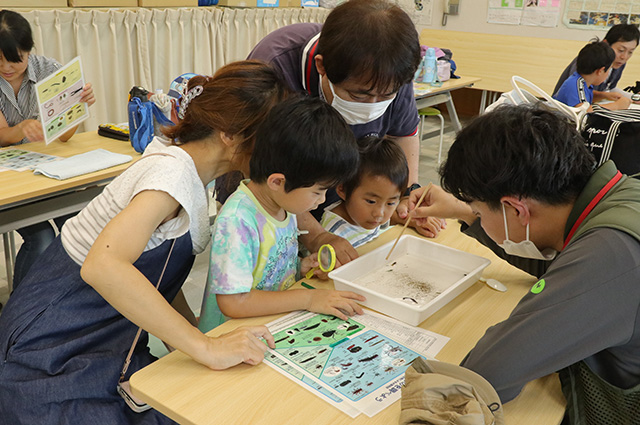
[305,244,337,279]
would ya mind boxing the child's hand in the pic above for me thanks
[310,232,358,267]
[300,253,319,277]
[80,83,96,107]
[611,96,632,110]
[307,289,365,321]
[18,119,44,142]
[197,325,275,370]
[410,216,447,238]
[601,91,622,102]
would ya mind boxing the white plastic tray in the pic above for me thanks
[329,235,490,326]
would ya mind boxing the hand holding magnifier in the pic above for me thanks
[305,244,337,279]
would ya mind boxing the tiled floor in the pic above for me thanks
[0,112,465,323]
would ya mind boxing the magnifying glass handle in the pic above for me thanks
[305,267,319,279]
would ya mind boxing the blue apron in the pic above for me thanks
[0,233,195,424]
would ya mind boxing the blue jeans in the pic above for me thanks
[13,214,74,290]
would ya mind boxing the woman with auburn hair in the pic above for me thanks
[0,60,288,424]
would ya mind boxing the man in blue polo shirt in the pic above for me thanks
[248,0,440,263]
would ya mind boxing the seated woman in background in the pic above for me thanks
[0,10,95,288]
[0,60,288,424]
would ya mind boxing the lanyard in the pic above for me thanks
[562,171,622,250]
[301,34,320,95]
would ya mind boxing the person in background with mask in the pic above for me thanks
[240,0,445,266]
[408,104,640,424]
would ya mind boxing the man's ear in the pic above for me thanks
[315,54,326,76]
[266,173,286,192]
[336,183,347,201]
[500,196,531,226]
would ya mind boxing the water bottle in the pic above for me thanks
[414,55,426,82]
[422,47,437,84]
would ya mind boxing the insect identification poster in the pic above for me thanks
[263,310,449,418]
[35,56,88,145]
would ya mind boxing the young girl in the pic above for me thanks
[198,96,366,333]
[0,61,288,424]
[321,136,446,247]
[0,10,96,288]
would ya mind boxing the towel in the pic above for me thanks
[34,149,133,180]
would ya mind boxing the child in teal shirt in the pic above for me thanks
[199,96,366,332]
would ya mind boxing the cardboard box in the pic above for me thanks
[138,0,198,6]
[279,0,301,6]
[216,0,279,7]
[1,0,67,6]
[68,0,137,6]
[329,235,490,326]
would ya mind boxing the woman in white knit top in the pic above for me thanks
[0,61,288,424]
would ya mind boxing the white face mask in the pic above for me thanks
[325,77,395,125]
[497,204,557,261]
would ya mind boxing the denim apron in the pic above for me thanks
[0,233,195,424]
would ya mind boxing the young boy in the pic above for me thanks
[554,40,630,110]
[198,96,366,333]
[320,136,446,248]
[553,24,639,102]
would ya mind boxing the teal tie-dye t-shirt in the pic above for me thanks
[198,181,300,332]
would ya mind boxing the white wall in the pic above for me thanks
[397,0,611,42]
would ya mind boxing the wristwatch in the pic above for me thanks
[403,183,421,197]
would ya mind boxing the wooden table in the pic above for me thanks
[414,75,481,132]
[0,132,140,286]
[130,224,566,425]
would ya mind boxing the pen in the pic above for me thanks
[301,282,315,290]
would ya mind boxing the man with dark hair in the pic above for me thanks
[408,104,640,424]
[553,23,640,102]
[247,0,439,263]
[553,40,629,110]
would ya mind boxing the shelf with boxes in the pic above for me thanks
[1,0,316,7]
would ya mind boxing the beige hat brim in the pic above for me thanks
[410,357,505,425]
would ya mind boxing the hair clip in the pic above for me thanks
[178,85,204,120]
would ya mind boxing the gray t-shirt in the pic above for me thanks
[460,219,640,403]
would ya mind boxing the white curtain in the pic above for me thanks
[22,7,330,131]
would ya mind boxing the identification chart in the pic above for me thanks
[264,310,448,417]
[35,56,88,144]
[0,149,59,172]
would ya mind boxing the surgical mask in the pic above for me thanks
[497,204,557,261]
[324,77,395,125]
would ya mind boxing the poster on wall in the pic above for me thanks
[564,0,640,30]
[488,0,561,27]
[396,0,433,27]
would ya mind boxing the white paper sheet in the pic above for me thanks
[263,310,449,417]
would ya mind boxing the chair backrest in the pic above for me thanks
[485,76,589,130]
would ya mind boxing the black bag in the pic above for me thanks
[581,105,640,175]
